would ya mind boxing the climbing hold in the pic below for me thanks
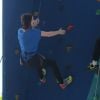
[65,44,73,53]
[66,24,74,32]
[96,9,100,15]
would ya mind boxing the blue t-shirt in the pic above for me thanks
[18,28,41,61]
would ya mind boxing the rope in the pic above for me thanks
[38,0,42,18]
[93,58,100,100]
[32,0,42,18]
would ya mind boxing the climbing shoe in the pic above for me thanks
[59,75,73,90]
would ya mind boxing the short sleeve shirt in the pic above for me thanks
[18,28,41,61]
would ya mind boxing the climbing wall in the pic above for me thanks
[3,0,100,100]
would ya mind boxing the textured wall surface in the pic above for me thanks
[3,0,100,100]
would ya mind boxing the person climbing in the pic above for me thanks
[18,13,73,89]
[88,38,100,72]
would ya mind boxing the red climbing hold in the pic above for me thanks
[66,24,74,32]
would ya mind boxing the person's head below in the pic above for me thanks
[21,13,40,30]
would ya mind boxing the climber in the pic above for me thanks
[18,13,73,89]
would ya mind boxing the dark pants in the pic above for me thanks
[21,54,63,84]
[92,38,100,61]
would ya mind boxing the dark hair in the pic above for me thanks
[21,13,32,29]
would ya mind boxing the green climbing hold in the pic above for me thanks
[96,9,100,15]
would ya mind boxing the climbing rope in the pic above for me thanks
[38,0,42,18]
[32,0,42,18]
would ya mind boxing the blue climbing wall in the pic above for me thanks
[3,0,100,100]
